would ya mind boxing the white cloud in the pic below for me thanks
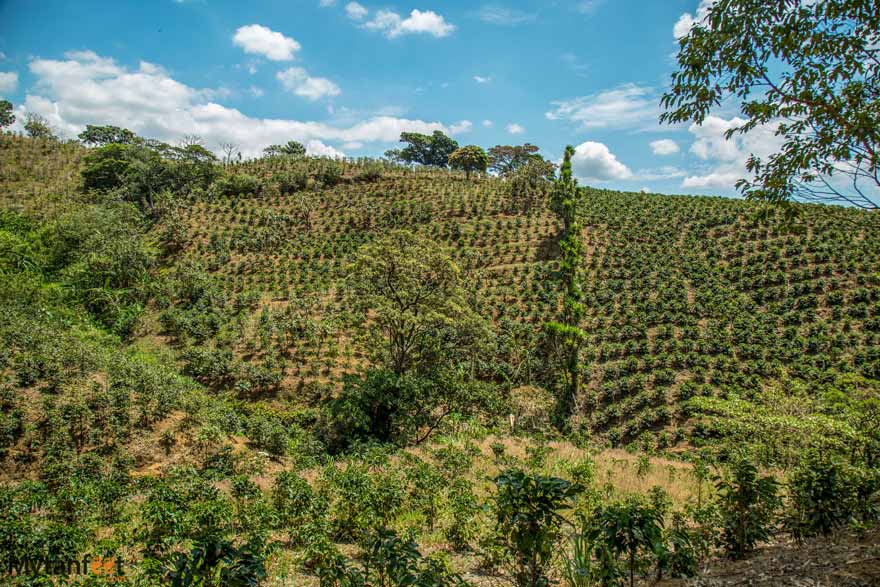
[233,24,300,61]
[473,75,491,84]
[546,84,658,130]
[450,120,472,134]
[482,119,493,128]
[476,4,536,25]
[345,2,368,20]
[364,9,455,38]
[22,51,456,157]
[674,0,714,39]
[0,71,18,94]
[306,139,344,158]
[277,67,341,101]
[249,85,264,97]
[506,123,525,135]
[681,115,783,189]
[570,141,633,181]
[650,139,679,156]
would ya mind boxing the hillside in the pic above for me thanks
[0,134,878,586]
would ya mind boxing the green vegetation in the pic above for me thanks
[0,118,877,587]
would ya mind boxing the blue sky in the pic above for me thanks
[0,0,765,196]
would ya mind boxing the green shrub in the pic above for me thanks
[713,456,780,559]
[493,469,580,587]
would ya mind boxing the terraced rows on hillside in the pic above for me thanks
[173,155,880,445]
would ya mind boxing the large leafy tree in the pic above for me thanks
[78,124,139,146]
[348,229,488,375]
[488,143,543,176]
[0,100,14,129]
[387,131,459,168]
[661,0,880,212]
[448,145,490,179]
[23,113,55,140]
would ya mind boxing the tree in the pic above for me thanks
[78,125,138,146]
[507,157,556,212]
[263,140,306,158]
[448,145,489,179]
[661,0,880,212]
[23,113,56,139]
[349,230,488,376]
[0,100,14,129]
[220,142,240,166]
[545,146,587,420]
[489,143,543,176]
[395,131,459,168]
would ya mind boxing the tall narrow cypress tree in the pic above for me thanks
[546,146,587,424]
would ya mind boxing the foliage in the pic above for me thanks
[713,455,781,559]
[493,469,579,587]
[23,112,56,139]
[387,131,459,168]
[264,140,307,158]
[448,145,490,179]
[488,144,545,177]
[662,0,880,211]
[0,99,14,128]
[584,494,665,587]
[348,229,489,376]
[78,124,139,146]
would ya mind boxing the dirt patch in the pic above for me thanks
[660,528,880,587]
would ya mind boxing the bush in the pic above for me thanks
[785,451,856,540]
[713,456,780,559]
[493,469,580,587]
[273,169,308,194]
[215,173,262,196]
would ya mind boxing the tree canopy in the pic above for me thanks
[387,131,459,168]
[0,100,14,129]
[78,124,139,146]
[488,144,544,176]
[263,140,307,158]
[661,0,880,212]
[23,113,55,140]
[449,145,490,179]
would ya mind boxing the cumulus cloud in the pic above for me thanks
[681,115,783,189]
[482,119,493,128]
[473,75,491,84]
[673,0,714,39]
[546,84,658,130]
[570,141,633,181]
[233,24,300,61]
[506,123,525,134]
[0,71,18,94]
[364,9,455,38]
[276,67,341,100]
[345,2,368,20]
[650,139,679,156]
[475,4,536,25]
[21,51,456,157]
[306,139,345,158]
[450,120,473,134]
